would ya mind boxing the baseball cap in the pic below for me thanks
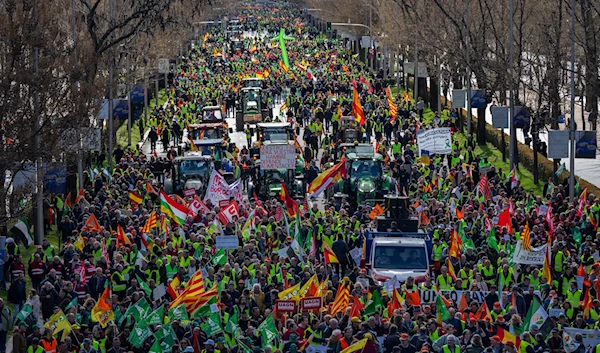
[400,334,409,340]
[491,336,501,342]
[204,339,215,346]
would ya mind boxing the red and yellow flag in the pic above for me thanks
[386,87,398,122]
[352,80,365,126]
[85,213,102,232]
[449,228,462,258]
[167,277,181,300]
[117,225,132,246]
[331,281,350,315]
[129,190,142,206]
[170,271,206,309]
[280,181,299,218]
[307,157,347,198]
[521,222,532,250]
[324,243,339,264]
[76,187,85,203]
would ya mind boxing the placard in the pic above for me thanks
[491,106,509,129]
[204,169,243,205]
[183,188,197,197]
[549,308,565,318]
[276,300,297,312]
[300,297,323,312]
[452,90,466,109]
[215,236,239,250]
[416,128,452,155]
[563,328,600,349]
[470,90,487,109]
[158,58,170,74]
[547,130,569,159]
[512,240,547,265]
[349,248,362,266]
[260,145,296,170]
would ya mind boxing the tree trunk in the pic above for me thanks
[477,107,487,145]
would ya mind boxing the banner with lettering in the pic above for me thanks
[204,169,243,205]
[512,240,547,265]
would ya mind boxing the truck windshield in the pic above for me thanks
[351,160,381,180]
[178,160,209,179]
[190,129,222,140]
[373,245,427,270]
[261,128,289,141]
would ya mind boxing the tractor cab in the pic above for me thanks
[242,77,265,89]
[164,155,213,197]
[249,163,305,200]
[186,138,227,170]
[236,87,270,130]
[338,116,360,143]
[255,122,293,143]
[201,106,225,122]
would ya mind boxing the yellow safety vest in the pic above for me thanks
[112,272,126,292]
[433,244,444,261]
[566,290,582,308]
[554,252,564,272]
[442,345,460,353]
[179,257,191,269]
[519,341,531,353]
[438,275,454,290]
[458,269,472,289]
[165,264,178,278]
[28,347,44,353]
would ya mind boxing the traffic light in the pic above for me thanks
[326,22,332,31]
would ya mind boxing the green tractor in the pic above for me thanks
[330,149,393,206]
[235,87,271,130]
[248,165,305,200]
[164,155,212,197]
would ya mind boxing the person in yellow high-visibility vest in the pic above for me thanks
[437,266,454,290]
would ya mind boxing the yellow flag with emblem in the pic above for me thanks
[278,282,301,300]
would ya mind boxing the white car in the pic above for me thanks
[369,237,430,283]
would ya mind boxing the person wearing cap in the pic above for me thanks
[489,336,503,353]
[202,339,218,353]
[439,335,460,353]
[12,322,27,353]
[489,302,504,322]
[399,333,417,353]
[547,328,562,352]
[362,333,378,353]
[40,326,57,353]
[26,325,42,346]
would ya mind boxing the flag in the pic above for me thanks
[496,208,513,233]
[224,307,240,334]
[449,229,462,258]
[73,235,85,251]
[145,304,164,325]
[149,340,163,353]
[136,275,152,297]
[281,102,288,111]
[351,80,365,126]
[160,190,190,225]
[583,287,594,319]
[142,211,158,234]
[523,297,548,331]
[53,316,72,341]
[129,320,153,348]
[10,219,33,249]
[85,213,102,232]
[76,187,85,203]
[369,204,384,220]
[91,286,114,327]
[349,295,364,318]
[129,190,143,206]
[385,87,398,122]
[188,283,219,315]
[477,174,491,200]
[168,304,189,321]
[404,290,421,306]
[447,258,457,280]
[15,304,33,323]
[189,136,198,151]
[363,289,383,315]
[213,248,227,266]
[521,223,532,250]
[331,282,350,315]
[496,327,521,347]
[257,313,279,347]
[508,166,520,188]
[435,293,451,323]
[279,60,289,73]
[169,271,205,308]
[577,187,588,217]
[280,182,299,217]
[542,234,553,284]
[278,282,301,300]
[339,338,367,353]
[487,227,499,251]
[217,201,239,225]
[324,243,339,264]
[203,32,209,42]
[167,277,181,300]
[117,225,132,246]
[307,157,347,198]
[101,238,110,265]
[455,207,464,220]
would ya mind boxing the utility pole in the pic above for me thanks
[33,0,44,244]
[465,0,472,134]
[509,0,516,169]
[108,0,115,171]
[72,0,83,189]
[569,0,576,200]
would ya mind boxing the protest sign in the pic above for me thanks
[204,169,243,205]
[260,145,296,170]
[216,236,239,250]
[416,128,452,155]
[564,328,600,349]
[276,300,297,312]
[512,240,547,265]
[300,297,323,312]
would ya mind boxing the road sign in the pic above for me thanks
[491,106,509,129]
[158,59,170,74]
[547,130,569,159]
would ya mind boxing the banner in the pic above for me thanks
[418,290,489,304]
[491,106,509,129]
[217,202,239,225]
[204,169,243,205]
[416,128,452,155]
[575,131,597,159]
[276,300,297,312]
[215,236,239,250]
[563,328,600,349]
[470,90,487,109]
[513,106,530,128]
[300,297,322,312]
[512,240,547,265]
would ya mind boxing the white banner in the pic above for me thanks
[216,236,239,250]
[563,328,600,350]
[512,240,547,265]
[204,169,243,205]
[260,145,296,170]
[416,128,452,155]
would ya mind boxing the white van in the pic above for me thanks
[369,237,430,283]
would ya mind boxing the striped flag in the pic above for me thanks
[279,60,289,73]
[188,283,219,315]
[542,233,553,284]
[142,211,158,234]
[324,243,339,264]
[352,80,365,126]
[386,87,398,122]
[129,190,143,206]
[169,271,205,309]
[160,190,190,225]
[307,157,347,199]
[521,222,532,250]
[280,102,288,111]
[330,281,350,315]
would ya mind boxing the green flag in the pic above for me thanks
[487,227,499,251]
[224,307,240,334]
[573,226,582,245]
[168,304,189,321]
[56,197,64,211]
[523,297,548,332]
[201,312,222,337]
[236,338,254,353]
[435,295,451,323]
[257,313,278,347]
[213,249,227,266]
[363,289,383,315]
[65,297,78,311]
[15,304,33,323]
[129,320,153,348]
[145,304,164,326]
[155,325,177,352]
[149,340,163,353]
[125,297,150,323]
[458,220,475,250]
[192,296,219,319]
[137,275,152,297]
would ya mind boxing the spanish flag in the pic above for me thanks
[280,181,299,218]
[307,157,347,199]
[167,277,181,300]
[496,327,521,347]
[351,80,365,126]
[324,243,339,264]
[129,190,143,206]
[279,60,289,73]
[249,45,257,53]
